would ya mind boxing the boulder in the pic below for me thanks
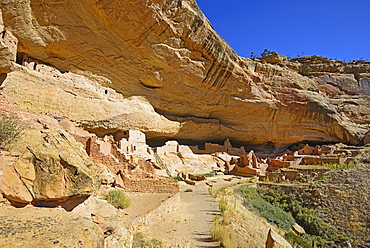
[96,163,116,185]
[265,229,292,248]
[3,129,100,209]
[291,223,306,236]
[0,207,104,247]
[72,196,130,248]
[260,53,288,65]
[0,152,32,206]
[0,166,32,206]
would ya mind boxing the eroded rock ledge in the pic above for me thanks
[0,0,368,152]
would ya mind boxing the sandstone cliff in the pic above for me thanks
[0,0,368,152]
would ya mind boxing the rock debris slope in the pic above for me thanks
[0,0,369,151]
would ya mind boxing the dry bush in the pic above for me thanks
[212,219,238,248]
[0,115,24,150]
[222,210,231,225]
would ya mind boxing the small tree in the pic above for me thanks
[260,49,278,57]
[0,115,23,150]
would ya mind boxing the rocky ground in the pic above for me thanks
[0,207,104,248]
[313,161,370,246]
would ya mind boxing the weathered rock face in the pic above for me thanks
[0,1,368,151]
[1,129,100,209]
[0,10,17,74]
[1,66,181,139]
[0,207,104,247]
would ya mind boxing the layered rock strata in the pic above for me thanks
[0,0,368,152]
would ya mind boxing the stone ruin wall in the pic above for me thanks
[155,140,194,156]
[66,127,179,193]
[189,138,247,156]
[120,174,179,194]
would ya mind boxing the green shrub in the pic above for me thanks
[172,175,182,181]
[252,198,295,231]
[203,171,216,177]
[0,115,24,150]
[208,186,213,197]
[103,190,131,209]
[185,188,193,192]
[257,188,348,244]
[260,48,278,57]
[219,198,228,213]
[237,187,294,231]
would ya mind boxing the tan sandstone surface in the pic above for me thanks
[0,207,104,248]
[0,0,368,152]
[0,128,100,209]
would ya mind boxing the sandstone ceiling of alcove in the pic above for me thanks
[1,0,367,151]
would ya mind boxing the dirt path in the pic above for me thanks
[142,181,221,248]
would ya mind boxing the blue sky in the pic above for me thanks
[196,0,370,61]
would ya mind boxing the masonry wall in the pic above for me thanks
[121,176,179,193]
[302,157,345,165]
[189,139,246,156]
[267,158,292,168]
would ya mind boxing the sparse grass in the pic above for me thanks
[195,171,216,177]
[295,161,356,171]
[222,211,231,225]
[211,187,242,247]
[208,186,213,197]
[0,115,24,150]
[132,232,163,248]
[323,162,356,170]
[219,198,228,213]
[103,189,131,209]
[212,215,239,248]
